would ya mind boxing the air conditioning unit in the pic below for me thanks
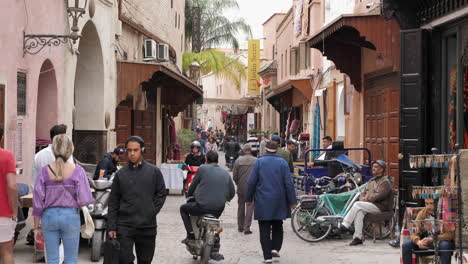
[157,43,169,61]
[143,39,157,60]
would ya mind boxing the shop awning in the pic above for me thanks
[117,61,202,115]
[266,81,293,112]
[291,78,312,100]
[305,14,400,91]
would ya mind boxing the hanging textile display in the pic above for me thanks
[312,101,321,159]
[448,65,457,152]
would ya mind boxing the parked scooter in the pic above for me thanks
[87,177,113,262]
[184,199,223,264]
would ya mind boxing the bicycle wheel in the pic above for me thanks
[291,205,333,242]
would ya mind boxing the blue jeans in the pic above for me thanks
[41,207,81,264]
[402,239,454,264]
[200,139,206,154]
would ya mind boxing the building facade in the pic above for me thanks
[0,0,69,184]
[261,0,402,184]
[0,0,200,185]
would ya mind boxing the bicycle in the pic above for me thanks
[291,164,364,242]
[291,157,394,242]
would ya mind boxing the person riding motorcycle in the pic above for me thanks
[180,151,235,260]
[185,141,206,167]
[224,137,240,165]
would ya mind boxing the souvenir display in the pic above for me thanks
[409,154,456,169]
[405,152,463,263]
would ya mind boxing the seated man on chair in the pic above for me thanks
[402,198,455,264]
[339,160,393,246]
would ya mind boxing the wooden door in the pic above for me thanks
[133,107,155,164]
[0,85,4,148]
[116,104,132,147]
[365,72,400,186]
[400,29,427,213]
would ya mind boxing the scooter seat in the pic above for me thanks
[203,214,216,218]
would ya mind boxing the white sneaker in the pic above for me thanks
[271,250,280,258]
[263,260,273,263]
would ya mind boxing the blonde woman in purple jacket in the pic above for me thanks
[33,134,92,264]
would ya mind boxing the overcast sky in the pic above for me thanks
[225,0,293,49]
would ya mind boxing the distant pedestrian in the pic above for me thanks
[246,141,297,263]
[205,136,218,153]
[33,134,93,264]
[286,140,298,162]
[258,134,268,157]
[199,130,209,154]
[271,135,293,172]
[0,125,18,264]
[233,145,256,234]
[108,136,167,264]
[290,134,299,161]
[246,132,260,157]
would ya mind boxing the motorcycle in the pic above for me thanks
[182,164,199,196]
[87,178,113,262]
[184,200,223,264]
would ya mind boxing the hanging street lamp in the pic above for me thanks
[23,0,88,56]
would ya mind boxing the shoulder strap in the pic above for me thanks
[47,164,57,177]
[48,164,78,204]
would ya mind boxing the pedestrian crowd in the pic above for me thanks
[0,123,403,264]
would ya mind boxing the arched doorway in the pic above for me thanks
[73,21,106,163]
[36,60,58,141]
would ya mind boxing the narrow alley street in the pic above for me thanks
[12,152,399,264]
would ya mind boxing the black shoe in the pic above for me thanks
[389,239,400,248]
[238,228,244,232]
[349,238,363,246]
[339,225,348,234]
[244,230,252,235]
[210,253,224,261]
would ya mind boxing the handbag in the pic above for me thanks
[103,239,120,264]
[48,165,95,239]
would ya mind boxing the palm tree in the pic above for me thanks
[185,0,252,51]
[183,49,247,90]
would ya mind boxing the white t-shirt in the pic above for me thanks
[316,145,333,161]
[32,145,74,185]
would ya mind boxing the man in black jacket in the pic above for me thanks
[180,151,235,259]
[93,147,125,180]
[108,136,167,264]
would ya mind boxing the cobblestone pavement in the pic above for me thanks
[13,152,400,263]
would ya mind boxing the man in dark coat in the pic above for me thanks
[246,141,297,263]
[108,136,167,264]
[233,145,257,234]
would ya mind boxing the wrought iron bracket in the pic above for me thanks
[23,32,70,56]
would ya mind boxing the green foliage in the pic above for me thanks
[177,129,197,155]
[183,49,246,90]
[185,0,252,51]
